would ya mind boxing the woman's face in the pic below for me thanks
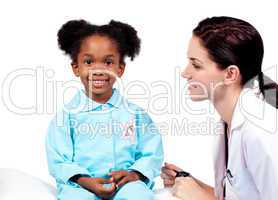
[72,35,125,100]
[182,35,226,101]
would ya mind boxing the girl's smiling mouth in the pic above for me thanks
[90,79,109,88]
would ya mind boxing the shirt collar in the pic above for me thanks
[65,88,123,113]
[106,88,123,108]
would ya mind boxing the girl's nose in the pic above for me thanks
[93,71,105,76]
[88,67,106,76]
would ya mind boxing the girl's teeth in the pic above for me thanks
[92,80,106,86]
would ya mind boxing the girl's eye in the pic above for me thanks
[105,59,114,66]
[84,59,93,65]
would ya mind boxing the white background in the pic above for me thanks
[0,0,277,189]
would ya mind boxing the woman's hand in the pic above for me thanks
[161,162,183,187]
[77,177,116,199]
[109,170,141,187]
[172,177,216,200]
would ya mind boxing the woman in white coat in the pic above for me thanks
[161,16,278,200]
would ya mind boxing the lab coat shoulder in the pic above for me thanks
[241,106,278,199]
[241,101,278,163]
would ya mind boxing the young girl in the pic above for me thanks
[161,17,278,200]
[46,19,163,200]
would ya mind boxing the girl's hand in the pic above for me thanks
[161,162,183,187]
[172,177,215,200]
[109,170,141,187]
[77,177,116,199]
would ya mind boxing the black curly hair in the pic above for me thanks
[57,19,141,64]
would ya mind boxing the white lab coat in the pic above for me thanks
[213,88,278,200]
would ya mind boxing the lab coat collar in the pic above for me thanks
[213,88,257,199]
[65,88,124,113]
[229,88,250,132]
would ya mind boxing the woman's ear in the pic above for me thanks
[223,65,241,86]
[71,62,80,77]
[117,63,126,77]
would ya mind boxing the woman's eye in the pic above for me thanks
[84,59,93,65]
[192,63,201,69]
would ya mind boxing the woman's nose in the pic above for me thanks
[181,66,192,80]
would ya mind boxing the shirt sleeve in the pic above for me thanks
[243,128,278,200]
[128,109,164,188]
[45,110,90,184]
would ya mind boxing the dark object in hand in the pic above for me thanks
[175,170,191,178]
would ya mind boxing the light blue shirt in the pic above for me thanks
[45,88,164,191]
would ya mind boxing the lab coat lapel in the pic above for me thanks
[213,121,226,200]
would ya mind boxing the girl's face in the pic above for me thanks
[182,36,226,101]
[72,35,125,101]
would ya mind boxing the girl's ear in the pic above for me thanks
[117,63,126,77]
[223,65,241,86]
[71,62,80,77]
